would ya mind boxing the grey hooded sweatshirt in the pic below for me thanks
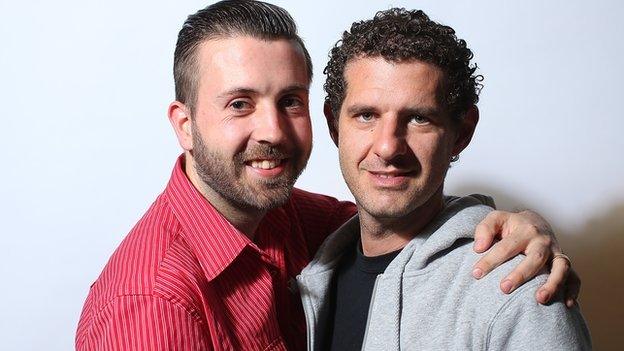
[296,195,591,350]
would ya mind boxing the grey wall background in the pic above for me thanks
[1,0,622,349]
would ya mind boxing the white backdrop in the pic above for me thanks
[1,1,622,350]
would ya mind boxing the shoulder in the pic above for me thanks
[288,188,356,226]
[430,240,545,307]
[401,238,536,328]
[287,188,356,255]
[438,243,591,350]
[289,188,355,213]
[78,194,208,336]
[76,293,210,350]
[483,261,592,349]
[92,194,184,295]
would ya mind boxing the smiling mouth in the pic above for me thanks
[248,159,284,170]
[369,170,415,178]
[366,170,416,188]
[376,173,399,179]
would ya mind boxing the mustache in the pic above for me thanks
[236,145,291,163]
[360,155,419,173]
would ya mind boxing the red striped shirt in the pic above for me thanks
[76,155,356,350]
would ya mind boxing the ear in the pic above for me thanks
[168,101,193,151]
[323,102,339,147]
[452,105,479,156]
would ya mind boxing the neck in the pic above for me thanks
[358,188,445,257]
[184,153,265,239]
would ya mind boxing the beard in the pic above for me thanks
[190,126,307,211]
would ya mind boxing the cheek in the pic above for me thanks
[292,117,313,149]
[208,120,252,153]
[410,134,452,165]
[338,130,369,167]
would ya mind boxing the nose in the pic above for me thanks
[253,105,287,145]
[372,116,407,161]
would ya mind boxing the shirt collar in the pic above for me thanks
[164,154,253,281]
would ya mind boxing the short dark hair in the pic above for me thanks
[174,0,313,114]
[324,8,482,123]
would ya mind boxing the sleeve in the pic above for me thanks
[486,285,592,351]
[76,295,211,351]
[289,188,356,256]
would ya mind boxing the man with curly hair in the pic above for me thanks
[297,8,591,350]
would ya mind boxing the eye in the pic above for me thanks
[409,114,430,125]
[356,112,375,122]
[279,96,304,109]
[230,100,252,110]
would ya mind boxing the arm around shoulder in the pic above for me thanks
[486,282,591,351]
[76,294,210,351]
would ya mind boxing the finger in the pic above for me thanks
[472,234,524,279]
[535,254,571,304]
[500,241,550,294]
[565,270,581,308]
[474,210,510,253]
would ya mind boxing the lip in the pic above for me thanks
[245,158,289,178]
[366,170,415,188]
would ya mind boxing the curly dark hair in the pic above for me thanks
[324,8,483,123]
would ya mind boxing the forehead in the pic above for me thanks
[342,57,444,110]
[195,36,310,92]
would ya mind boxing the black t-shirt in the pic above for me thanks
[324,240,401,351]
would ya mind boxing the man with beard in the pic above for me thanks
[76,1,579,350]
[297,8,590,350]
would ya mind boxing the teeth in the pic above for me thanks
[250,159,281,170]
[379,174,393,178]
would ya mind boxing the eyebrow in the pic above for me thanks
[216,84,309,99]
[280,84,309,95]
[345,104,376,115]
[345,104,441,117]
[401,107,442,117]
[216,88,257,99]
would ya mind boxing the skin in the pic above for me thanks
[168,37,312,238]
[334,57,477,255]
[473,209,579,306]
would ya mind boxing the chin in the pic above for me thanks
[258,188,293,208]
[359,201,416,219]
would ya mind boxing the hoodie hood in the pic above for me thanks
[299,194,494,278]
